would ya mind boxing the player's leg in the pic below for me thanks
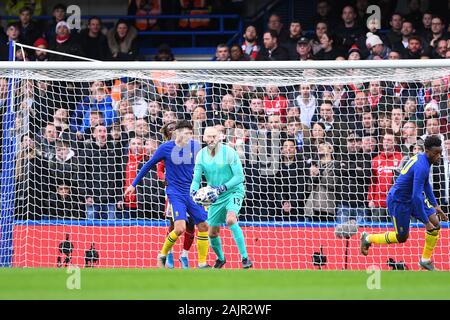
[165,199,175,268]
[206,202,227,268]
[360,199,407,256]
[225,192,252,269]
[187,198,210,268]
[419,204,441,270]
[179,216,195,269]
[157,195,187,268]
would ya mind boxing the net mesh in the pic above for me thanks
[1,59,450,270]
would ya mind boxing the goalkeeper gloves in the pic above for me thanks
[207,185,227,203]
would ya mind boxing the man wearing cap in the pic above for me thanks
[296,37,313,61]
[366,32,391,60]
[347,44,361,60]
[33,38,48,61]
[49,21,84,61]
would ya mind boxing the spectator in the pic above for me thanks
[386,13,404,46]
[316,100,343,142]
[256,30,289,61]
[313,0,338,28]
[401,35,424,59]
[47,139,82,196]
[347,44,361,60]
[286,117,309,152]
[15,134,44,219]
[228,123,249,164]
[121,112,137,138]
[46,181,82,219]
[79,17,109,61]
[81,125,124,219]
[295,84,318,128]
[48,21,84,61]
[119,136,146,219]
[242,95,265,132]
[304,141,337,222]
[404,96,420,123]
[107,19,139,61]
[267,13,289,43]
[335,5,365,51]
[154,43,175,61]
[79,87,118,135]
[33,37,48,61]
[215,43,230,61]
[367,80,385,110]
[144,101,163,137]
[401,121,419,154]
[285,20,304,60]
[18,6,42,47]
[230,44,250,61]
[366,32,391,60]
[136,136,164,219]
[357,108,379,138]
[263,85,288,123]
[303,122,327,164]
[417,11,433,39]
[192,106,207,141]
[391,20,416,56]
[241,25,259,60]
[367,132,403,222]
[296,37,313,61]
[314,31,341,60]
[134,118,150,139]
[427,16,447,49]
[310,21,328,55]
[124,79,148,117]
[37,123,58,161]
[388,50,402,59]
[207,93,240,126]
[431,38,448,59]
[361,135,378,158]
[420,116,444,142]
[44,3,67,41]
[275,139,306,221]
[391,105,405,138]
[161,109,177,126]
[336,132,371,224]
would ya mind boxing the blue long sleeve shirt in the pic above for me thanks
[132,140,201,196]
[389,153,437,223]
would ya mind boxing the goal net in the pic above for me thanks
[1,56,450,270]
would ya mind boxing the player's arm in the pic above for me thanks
[214,148,244,194]
[124,144,166,197]
[424,174,448,221]
[190,152,204,194]
[224,149,245,190]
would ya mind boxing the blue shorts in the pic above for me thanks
[386,194,435,237]
[167,193,207,225]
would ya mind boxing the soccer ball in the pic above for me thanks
[194,186,215,205]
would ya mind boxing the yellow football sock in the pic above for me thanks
[422,229,439,261]
[196,231,209,265]
[368,232,399,244]
[161,231,178,255]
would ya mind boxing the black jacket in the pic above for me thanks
[49,36,85,61]
[256,45,290,61]
[79,142,124,204]
[78,29,110,61]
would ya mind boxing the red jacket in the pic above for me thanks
[157,160,165,181]
[263,95,288,123]
[124,151,145,208]
[368,151,403,208]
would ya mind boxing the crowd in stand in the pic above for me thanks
[0,1,449,223]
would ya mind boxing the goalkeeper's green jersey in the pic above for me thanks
[191,143,245,196]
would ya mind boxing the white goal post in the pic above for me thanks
[1,59,449,269]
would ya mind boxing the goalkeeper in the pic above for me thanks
[191,126,252,269]
[125,120,210,268]
[360,135,448,271]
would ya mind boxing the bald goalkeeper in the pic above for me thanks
[190,126,253,269]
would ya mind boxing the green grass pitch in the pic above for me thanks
[0,268,449,300]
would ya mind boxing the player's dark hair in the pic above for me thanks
[424,135,442,150]
[174,120,193,131]
[160,121,176,140]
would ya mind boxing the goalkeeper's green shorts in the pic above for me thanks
[207,190,245,226]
